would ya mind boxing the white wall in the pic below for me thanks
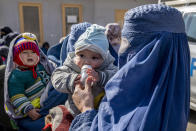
[41,0,94,45]
[0,0,157,45]
[93,0,157,26]
[0,0,94,45]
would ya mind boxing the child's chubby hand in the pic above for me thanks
[86,69,100,83]
[74,74,81,85]
[27,108,41,120]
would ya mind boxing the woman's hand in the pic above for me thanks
[72,76,94,113]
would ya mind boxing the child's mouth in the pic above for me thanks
[27,58,33,62]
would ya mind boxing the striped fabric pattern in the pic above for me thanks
[10,77,45,115]
[10,94,31,114]
[13,41,40,58]
[99,71,107,86]
[8,64,50,116]
[25,78,45,101]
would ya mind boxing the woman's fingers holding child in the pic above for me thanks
[72,76,94,113]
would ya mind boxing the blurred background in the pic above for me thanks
[0,0,159,46]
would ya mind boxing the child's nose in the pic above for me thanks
[27,53,32,57]
[84,58,91,65]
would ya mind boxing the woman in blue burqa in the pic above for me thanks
[69,4,190,131]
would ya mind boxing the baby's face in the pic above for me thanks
[74,49,104,69]
[19,50,39,66]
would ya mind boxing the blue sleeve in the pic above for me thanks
[69,110,97,131]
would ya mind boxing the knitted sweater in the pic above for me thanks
[8,63,50,116]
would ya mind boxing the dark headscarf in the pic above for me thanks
[0,26,13,38]
[90,4,190,131]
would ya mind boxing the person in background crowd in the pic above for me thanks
[0,26,18,47]
[0,26,13,39]
[0,45,9,65]
[105,23,121,66]
[0,26,18,131]
[0,26,19,64]
[41,42,50,55]
[105,23,121,53]
[69,4,190,131]
[0,64,13,130]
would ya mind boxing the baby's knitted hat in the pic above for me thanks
[13,32,40,78]
[74,24,109,60]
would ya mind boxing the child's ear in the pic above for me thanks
[36,55,40,65]
[32,54,40,66]
[13,62,18,69]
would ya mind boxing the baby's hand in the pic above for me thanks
[27,108,41,120]
[86,69,100,83]
[74,74,81,85]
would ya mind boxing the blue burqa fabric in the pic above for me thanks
[47,41,63,66]
[70,4,190,131]
[60,35,69,65]
[109,43,118,66]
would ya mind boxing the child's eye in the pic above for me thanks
[92,56,99,60]
[79,54,84,58]
[22,51,28,54]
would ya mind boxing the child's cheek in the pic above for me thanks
[74,57,83,68]
[34,56,40,65]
